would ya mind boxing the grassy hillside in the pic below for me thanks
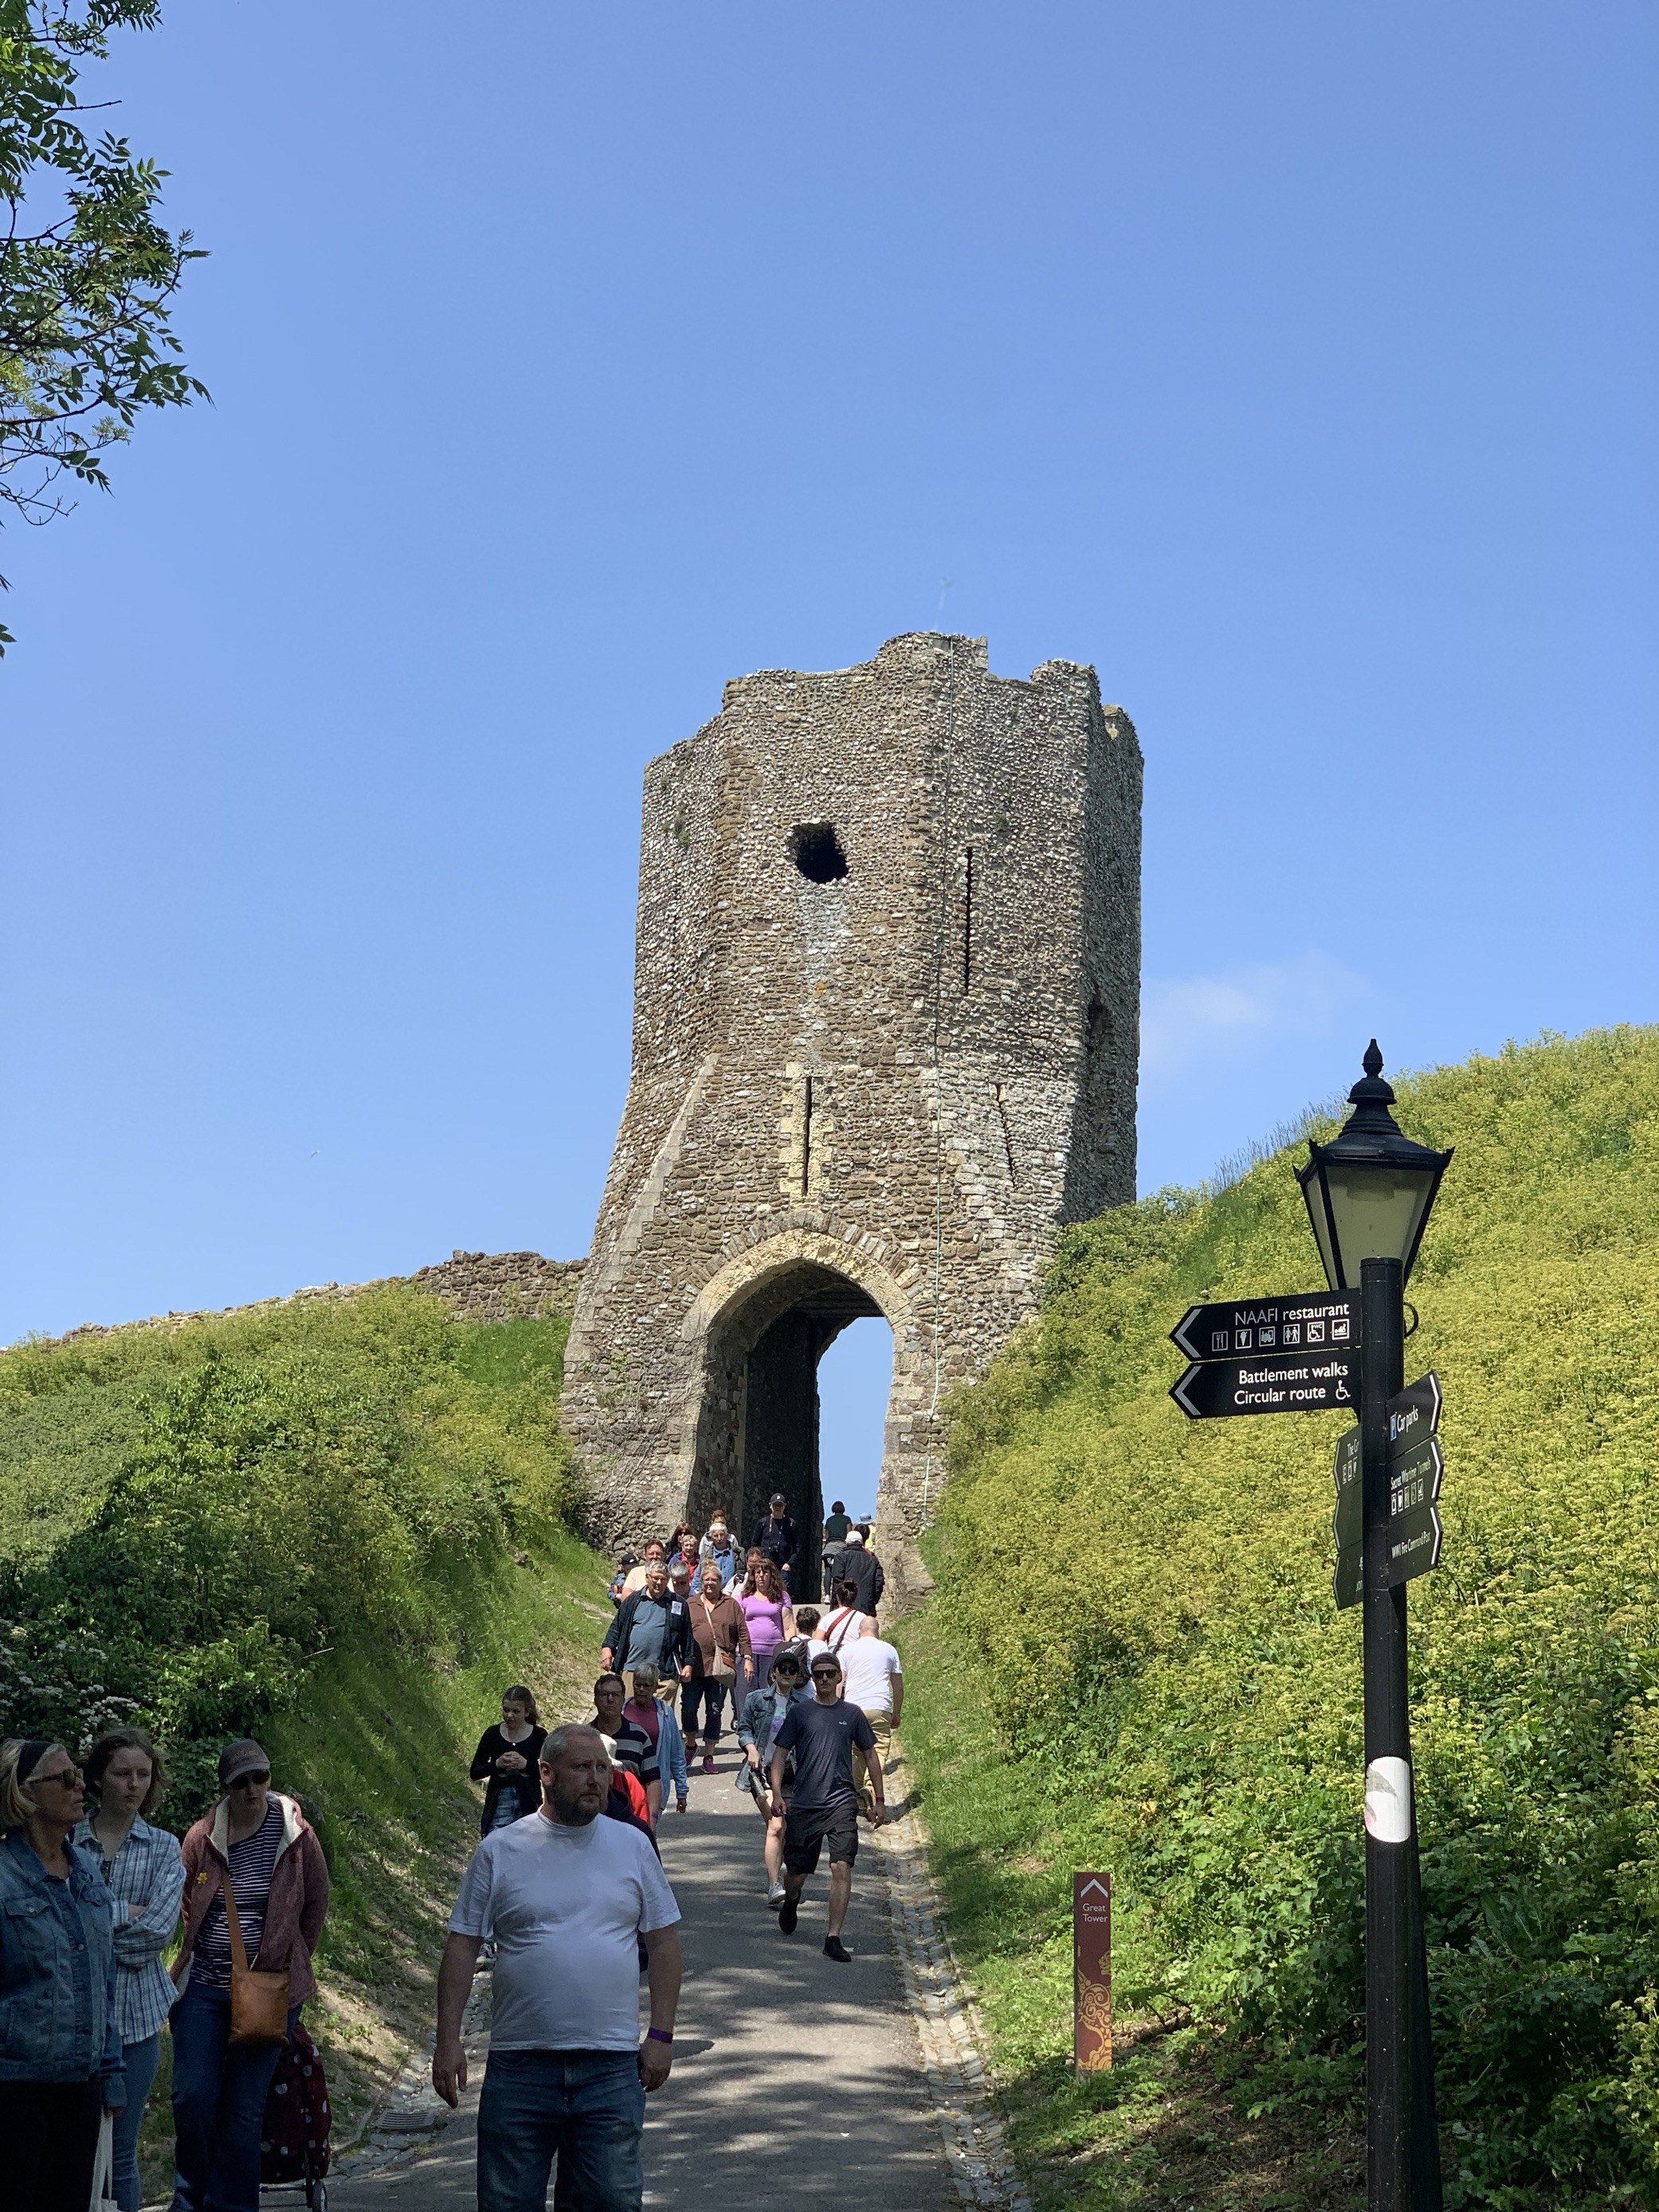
[0,1288,612,2167]
[898,1026,1659,2210]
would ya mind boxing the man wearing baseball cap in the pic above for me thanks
[750,1492,800,1594]
[768,1650,883,1963]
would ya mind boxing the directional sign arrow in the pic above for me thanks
[1383,1502,1443,1586]
[1170,1291,1361,1363]
[1333,1426,1362,1550]
[1334,1545,1364,1611]
[1386,1372,1441,1459]
[1388,1436,1444,1520]
[1171,1347,1358,1419]
[1335,1432,1445,1550]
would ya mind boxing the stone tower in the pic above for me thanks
[562,633,1140,1605]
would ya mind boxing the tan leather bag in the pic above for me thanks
[699,1597,736,1682]
[221,1865,290,2046]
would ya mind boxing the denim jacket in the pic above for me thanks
[0,1828,125,2096]
[735,1684,813,1784]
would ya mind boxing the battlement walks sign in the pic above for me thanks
[1073,1871,1112,2072]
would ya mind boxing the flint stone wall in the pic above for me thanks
[563,632,1142,1606]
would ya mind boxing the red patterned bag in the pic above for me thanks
[261,2018,331,2187]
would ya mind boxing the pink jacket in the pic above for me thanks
[174,1793,330,2004]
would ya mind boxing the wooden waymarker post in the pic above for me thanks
[1073,1871,1112,2072]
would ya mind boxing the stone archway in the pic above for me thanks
[674,1230,923,1594]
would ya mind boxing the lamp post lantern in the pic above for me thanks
[1300,1043,1452,2212]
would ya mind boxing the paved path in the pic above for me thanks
[330,1742,955,2210]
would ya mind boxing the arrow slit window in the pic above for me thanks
[962,846,974,992]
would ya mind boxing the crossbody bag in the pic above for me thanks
[222,1864,291,2046]
[699,1597,737,1682]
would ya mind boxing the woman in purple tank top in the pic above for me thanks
[739,1558,795,1694]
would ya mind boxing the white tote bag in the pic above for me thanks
[90,2112,116,2209]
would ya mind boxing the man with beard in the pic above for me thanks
[434,1724,681,2211]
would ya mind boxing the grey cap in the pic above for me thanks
[218,1739,270,1788]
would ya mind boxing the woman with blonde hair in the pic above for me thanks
[469,1686,547,1835]
[0,1735,125,2210]
[76,1728,184,2212]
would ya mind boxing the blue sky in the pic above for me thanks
[3,3,1655,1500]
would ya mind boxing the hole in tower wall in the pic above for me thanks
[790,822,848,883]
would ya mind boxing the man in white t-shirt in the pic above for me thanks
[433,1724,682,2212]
[838,1616,904,1817]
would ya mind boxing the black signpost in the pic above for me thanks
[1171,1045,1454,2212]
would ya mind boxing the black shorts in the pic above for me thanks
[782,1798,859,1876]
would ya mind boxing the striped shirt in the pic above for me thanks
[193,1799,284,1986]
[73,1814,186,2043]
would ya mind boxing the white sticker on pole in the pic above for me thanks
[1363,1756,1413,1844]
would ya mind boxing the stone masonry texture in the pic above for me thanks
[563,633,1141,1606]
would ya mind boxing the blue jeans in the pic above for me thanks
[170,1979,296,2212]
[477,2048,645,2212]
[114,2031,162,2212]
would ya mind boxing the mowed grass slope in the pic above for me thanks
[0,1289,612,2163]
[897,1027,1659,2210]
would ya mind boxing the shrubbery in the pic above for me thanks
[0,1287,580,1821]
[916,1027,1659,2204]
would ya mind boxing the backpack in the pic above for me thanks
[261,2018,332,2186]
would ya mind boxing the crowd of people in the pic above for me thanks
[443,1500,904,2206]
[0,1728,327,2212]
[0,1500,898,2212]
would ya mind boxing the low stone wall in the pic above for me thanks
[55,1249,586,1344]
[406,1250,586,1321]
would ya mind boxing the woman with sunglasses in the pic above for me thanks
[0,1737,126,2211]
[735,1647,813,1908]
[171,1739,330,2212]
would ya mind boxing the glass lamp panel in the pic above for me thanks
[1324,1164,1435,1281]
[1300,1171,1342,1291]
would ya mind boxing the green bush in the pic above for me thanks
[0,1286,581,1821]
[908,1026,1659,2205]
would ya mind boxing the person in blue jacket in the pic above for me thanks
[735,1651,814,1907]
[0,1736,125,2212]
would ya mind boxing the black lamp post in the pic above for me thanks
[1298,1043,1452,2212]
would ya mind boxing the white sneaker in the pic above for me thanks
[767,1882,786,1910]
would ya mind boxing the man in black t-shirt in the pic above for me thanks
[769,1650,883,1962]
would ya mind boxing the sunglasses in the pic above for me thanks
[33,1765,83,1789]
[228,1771,271,1790]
